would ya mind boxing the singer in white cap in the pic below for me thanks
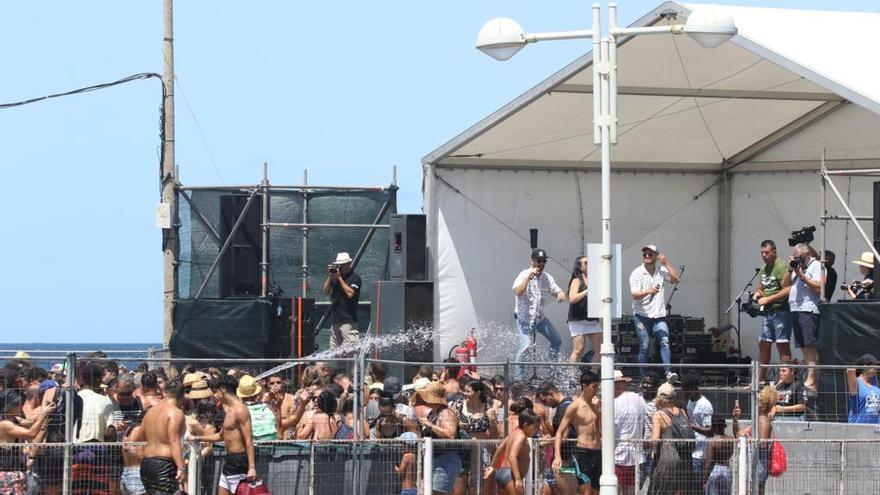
[629,244,680,382]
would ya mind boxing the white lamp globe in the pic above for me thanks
[476,17,527,61]
[685,6,737,49]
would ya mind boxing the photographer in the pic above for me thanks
[322,252,362,349]
[844,252,875,300]
[752,240,792,386]
[783,243,825,391]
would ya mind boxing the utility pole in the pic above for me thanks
[161,0,177,347]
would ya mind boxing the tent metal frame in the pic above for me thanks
[819,152,880,300]
[181,165,397,302]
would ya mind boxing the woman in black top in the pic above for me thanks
[568,256,601,364]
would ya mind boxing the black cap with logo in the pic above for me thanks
[531,248,548,260]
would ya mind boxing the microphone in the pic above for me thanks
[755,268,761,272]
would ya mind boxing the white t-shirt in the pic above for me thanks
[614,391,646,466]
[687,395,713,460]
[76,388,114,443]
[629,264,670,318]
[513,269,563,323]
[789,258,825,314]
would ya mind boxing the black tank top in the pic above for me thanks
[567,278,597,322]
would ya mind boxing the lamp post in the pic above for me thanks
[476,4,735,494]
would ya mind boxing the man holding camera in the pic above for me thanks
[323,252,362,349]
[629,244,680,382]
[752,240,792,386]
[783,243,825,390]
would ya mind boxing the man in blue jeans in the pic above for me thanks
[629,244,680,382]
[513,248,566,379]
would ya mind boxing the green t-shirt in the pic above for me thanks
[759,258,789,313]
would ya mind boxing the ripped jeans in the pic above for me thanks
[634,314,671,377]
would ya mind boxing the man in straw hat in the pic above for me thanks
[414,381,460,494]
[845,251,875,300]
[323,251,362,350]
[192,375,256,494]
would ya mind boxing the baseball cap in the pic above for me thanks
[383,376,402,399]
[38,380,59,394]
[642,244,659,253]
[531,248,548,260]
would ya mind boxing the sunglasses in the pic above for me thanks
[535,259,547,264]
[642,252,655,258]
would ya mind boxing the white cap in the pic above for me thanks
[642,244,659,253]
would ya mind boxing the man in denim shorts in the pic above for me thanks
[753,240,792,386]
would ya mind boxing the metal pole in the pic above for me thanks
[424,438,434,495]
[598,31,619,495]
[302,170,309,297]
[824,169,880,264]
[750,360,760,495]
[261,162,270,298]
[503,360,511,438]
[186,440,200,494]
[193,187,260,299]
[161,0,178,347]
[62,353,76,495]
[737,436,747,495]
[820,150,827,301]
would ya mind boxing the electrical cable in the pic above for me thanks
[174,75,225,184]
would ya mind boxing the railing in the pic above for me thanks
[2,352,879,494]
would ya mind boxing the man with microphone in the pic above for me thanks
[629,244,680,381]
[513,248,566,379]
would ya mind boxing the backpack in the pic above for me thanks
[662,409,696,458]
[769,436,787,477]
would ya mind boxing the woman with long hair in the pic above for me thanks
[451,380,498,494]
[648,383,696,495]
[733,386,777,495]
[568,256,602,365]
[0,389,54,494]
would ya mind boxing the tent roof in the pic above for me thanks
[424,2,880,172]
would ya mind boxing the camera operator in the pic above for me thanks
[844,252,875,300]
[512,248,566,380]
[783,243,825,391]
[322,252,362,349]
[752,240,792,386]
[629,244,680,382]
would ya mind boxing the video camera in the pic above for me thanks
[740,292,766,318]
[788,226,816,247]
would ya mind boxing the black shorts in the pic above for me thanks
[222,452,249,477]
[140,456,179,495]
[573,447,601,490]
[792,312,819,348]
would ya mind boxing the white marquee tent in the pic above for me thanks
[422,2,880,362]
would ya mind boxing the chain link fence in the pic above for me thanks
[1,353,878,494]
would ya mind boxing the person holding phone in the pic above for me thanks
[629,244,680,382]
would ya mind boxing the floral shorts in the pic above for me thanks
[0,471,26,495]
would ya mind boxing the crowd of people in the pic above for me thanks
[1,350,877,495]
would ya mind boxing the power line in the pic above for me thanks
[0,72,161,109]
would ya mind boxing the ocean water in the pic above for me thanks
[0,342,163,369]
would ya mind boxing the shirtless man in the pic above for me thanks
[499,408,541,495]
[193,375,256,494]
[140,371,163,410]
[136,380,185,495]
[553,370,602,495]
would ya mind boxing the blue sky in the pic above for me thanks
[1,1,874,343]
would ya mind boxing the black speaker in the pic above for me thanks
[873,181,880,297]
[219,194,262,298]
[268,297,316,359]
[369,280,433,380]
[389,214,427,281]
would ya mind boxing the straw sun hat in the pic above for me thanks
[236,375,262,398]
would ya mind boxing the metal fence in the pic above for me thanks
[1,353,878,494]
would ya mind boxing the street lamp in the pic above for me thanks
[476,4,735,495]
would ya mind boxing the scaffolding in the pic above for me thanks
[819,150,880,300]
[172,165,397,344]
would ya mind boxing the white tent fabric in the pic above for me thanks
[422,2,880,362]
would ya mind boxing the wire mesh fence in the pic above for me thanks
[1,353,878,494]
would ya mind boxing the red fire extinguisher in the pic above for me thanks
[449,328,478,378]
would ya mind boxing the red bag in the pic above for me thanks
[769,437,787,477]
[236,479,271,495]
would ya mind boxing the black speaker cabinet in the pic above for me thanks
[389,214,427,281]
[219,194,262,298]
[369,280,433,380]
[268,297,316,359]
